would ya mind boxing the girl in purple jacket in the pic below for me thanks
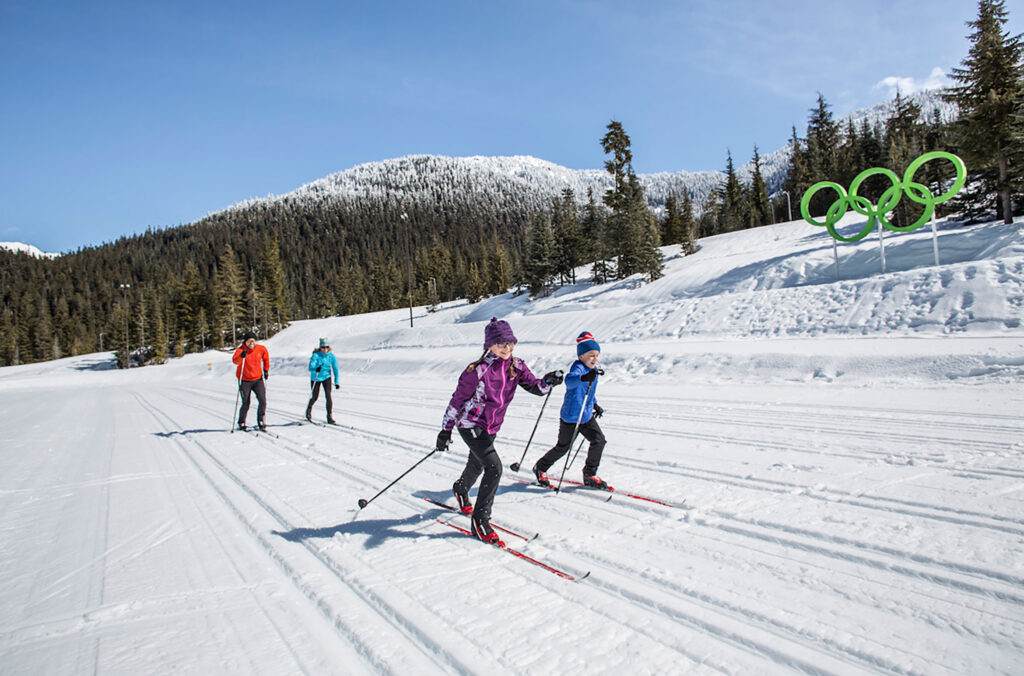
[434,318,563,546]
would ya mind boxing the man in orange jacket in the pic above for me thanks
[233,331,270,431]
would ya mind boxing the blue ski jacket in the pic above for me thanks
[308,349,339,384]
[559,359,599,424]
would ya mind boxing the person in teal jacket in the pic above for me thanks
[306,337,340,424]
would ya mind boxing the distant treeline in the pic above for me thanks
[2,0,1020,368]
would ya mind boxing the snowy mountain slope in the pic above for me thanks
[223,91,945,221]
[0,241,59,258]
[1,215,1022,674]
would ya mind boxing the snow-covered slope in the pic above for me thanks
[223,91,945,221]
[1,215,1021,674]
[0,241,59,258]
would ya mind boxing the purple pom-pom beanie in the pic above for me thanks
[484,317,517,350]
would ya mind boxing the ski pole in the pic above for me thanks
[554,378,594,492]
[357,448,437,509]
[229,378,241,433]
[510,369,562,472]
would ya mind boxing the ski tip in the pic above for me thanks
[578,570,591,581]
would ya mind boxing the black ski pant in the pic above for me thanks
[307,379,333,417]
[535,417,606,478]
[238,378,267,425]
[453,427,502,522]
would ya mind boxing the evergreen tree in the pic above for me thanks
[485,239,512,296]
[524,213,555,297]
[465,261,485,303]
[679,189,698,254]
[943,0,1024,223]
[580,188,611,284]
[600,120,661,279]
[807,93,841,180]
[748,146,772,227]
[783,126,812,217]
[214,244,244,346]
[152,313,169,363]
[716,150,748,232]
[883,91,926,228]
[551,189,581,285]
[662,195,683,245]
[257,235,288,331]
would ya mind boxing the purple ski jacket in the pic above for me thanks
[442,353,550,434]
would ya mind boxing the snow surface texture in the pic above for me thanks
[1,215,1022,674]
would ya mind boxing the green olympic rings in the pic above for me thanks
[800,151,967,243]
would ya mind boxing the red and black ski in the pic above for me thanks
[422,497,537,543]
[436,519,587,581]
[515,477,683,508]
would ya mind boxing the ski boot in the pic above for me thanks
[237,422,248,432]
[471,514,505,547]
[258,420,267,433]
[452,481,473,514]
[532,464,551,487]
[583,474,611,490]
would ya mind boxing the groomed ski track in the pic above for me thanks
[3,370,1018,674]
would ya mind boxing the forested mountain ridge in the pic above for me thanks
[0,90,968,368]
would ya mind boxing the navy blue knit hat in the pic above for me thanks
[484,317,517,350]
[576,331,600,356]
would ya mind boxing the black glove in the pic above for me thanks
[435,429,452,452]
[315,365,322,372]
[593,403,604,418]
[263,370,269,380]
[240,350,249,359]
[580,369,599,383]
[334,383,339,390]
[543,370,564,386]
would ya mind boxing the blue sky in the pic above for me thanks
[1,0,1016,252]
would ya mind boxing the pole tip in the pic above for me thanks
[357,499,368,509]
[509,463,520,472]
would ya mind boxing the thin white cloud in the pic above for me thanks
[874,67,948,97]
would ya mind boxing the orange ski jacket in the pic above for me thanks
[233,343,269,381]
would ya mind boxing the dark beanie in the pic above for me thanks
[243,331,257,341]
[576,331,600,356]
[483,317,517,350]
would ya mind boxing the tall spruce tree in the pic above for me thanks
[679,188,698,254]
[257,235,288,331]
[748,146,772,227]
[525,213,555,297]
[600,120,662,280]
[716,150,748,232]
[551,189,581,285]
[943,0,1024,223]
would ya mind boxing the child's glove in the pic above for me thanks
[435,430,452,452]
[542,370,564,386]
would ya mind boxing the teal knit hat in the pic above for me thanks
[319,337,330,348]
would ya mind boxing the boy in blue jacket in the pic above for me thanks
[306,337,340,423]
[533,331,610,489]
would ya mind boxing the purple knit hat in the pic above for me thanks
[483,317,517,350]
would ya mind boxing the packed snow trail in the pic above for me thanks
[2,217,1023,673]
